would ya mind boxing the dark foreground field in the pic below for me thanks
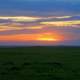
[0,46,80,80]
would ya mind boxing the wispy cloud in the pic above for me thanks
[0,15,79,44]
[0,16,80,32]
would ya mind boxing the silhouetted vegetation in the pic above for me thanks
[0,46,80,80]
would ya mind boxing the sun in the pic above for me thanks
[36,33,60,41]
[37,38,57,41]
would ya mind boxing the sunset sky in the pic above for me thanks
[0,0,80,46]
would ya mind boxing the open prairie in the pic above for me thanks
[0,46,80,80]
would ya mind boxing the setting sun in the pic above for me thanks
[37,38,58,41]
[36,33,62,41]
[0,32,64,42]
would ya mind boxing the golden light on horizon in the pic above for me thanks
[37,38,58,41]
[0,32,64,42]
[36,33,63,41]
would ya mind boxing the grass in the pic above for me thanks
[0,46,80,80]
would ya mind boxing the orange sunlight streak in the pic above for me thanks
[0,33,64,42]
[37,33,64,41]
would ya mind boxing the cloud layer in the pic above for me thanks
[0,15,79,46]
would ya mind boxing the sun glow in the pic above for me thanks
[0,32,64,42]
[36,33,62,41]
[37,38,58,41]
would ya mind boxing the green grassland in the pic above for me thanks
[0,46,80,80]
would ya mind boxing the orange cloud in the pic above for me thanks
[0,15,80,32]
[0,32,64,42]
[0,25,44,31]
[36,33,63,41]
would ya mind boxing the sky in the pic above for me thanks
[0,0,80,46]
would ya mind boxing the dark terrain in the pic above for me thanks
[0,46,80,80]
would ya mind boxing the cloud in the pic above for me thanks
[0,16,41,22]
[0,32,66,42]
[0,16,79,43]
[40,20,80,28]
[0,15,80,32]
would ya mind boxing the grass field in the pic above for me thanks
[0,46,80,80]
